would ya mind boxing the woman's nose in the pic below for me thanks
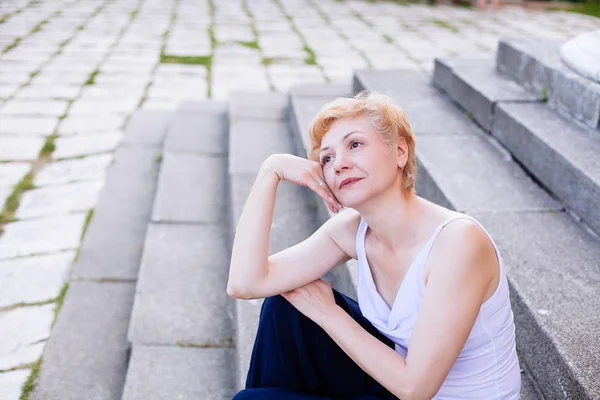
[333,152,351,172]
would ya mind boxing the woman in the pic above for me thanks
[227,91,521,399]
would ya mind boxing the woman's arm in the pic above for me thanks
[297,220,497,400]
[227,154,347,299]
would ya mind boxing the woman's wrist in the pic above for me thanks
[260,154,283,182]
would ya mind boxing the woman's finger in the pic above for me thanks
[307,180,340,212]
[315,177,342,208]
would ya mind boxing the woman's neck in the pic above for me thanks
[356,188,426,253]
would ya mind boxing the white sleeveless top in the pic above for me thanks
[355,214,521,399]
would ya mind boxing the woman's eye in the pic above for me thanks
[350,141,361,149]
[321,155,332,165]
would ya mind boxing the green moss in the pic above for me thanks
[303,45,317,65]
[239,40,259,50]
[84,69,99,85]
[382,34,393,44]
[3,37,22,53]
[160,54,212,66]
[540,87,548,102]
[19,357,42,400]
[40,136,56,156]
[154,154,163,163]
[433,19,459,33]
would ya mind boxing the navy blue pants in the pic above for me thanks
[233,289,398,399]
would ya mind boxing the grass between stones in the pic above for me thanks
[84,69,100,85]
[432,19,459,33]
[177,336,234,348]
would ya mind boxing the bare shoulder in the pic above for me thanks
[428,217,498,280]
[320,208,361,260]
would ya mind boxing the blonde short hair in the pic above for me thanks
[307,91,417,193]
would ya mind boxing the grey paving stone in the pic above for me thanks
[0,251,74,308]
[228,91,288,122]
[0,213,86,260]
[29,281,135,400]
[0,116,59,136]
[121,109,171,148]
[0,304,54,370]
[353,69,482,136]
[13,83,81,100]
[416,134,561,213]
[164,106,227,155]
[0,137,45,161]
[71,147,159,280]
[152,153,226,223]
[493,102,600,234]
[0,369,31,400]
[122,346,235,400]
[0,162,30,188]
[34,154,113,186]
[229,119,294,175]
[438,58,540,132]
[128,223,233,346]
[16,181,103,219]
[0,99,70,117]
[53,132,122,159]
[57,114,127,135]
[473,211,600,400]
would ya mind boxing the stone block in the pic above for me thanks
[29,281,135,400]
[121,109,171,148]
[71,147,159,280]
[122,346,235,400]
[164,106,227,155]
[16,181,103,219]
[128,224,233,346]
[0,214,86,260]
[229,119,294,175]
[34,154,113,186]
[0,137,45,161]
[228,91,288,122]
[493,102,600,234]
[0,304,54,370]
[53,132,123,159]
[152,153,227,223]
[0,251,74,308]
[0,369,31,400]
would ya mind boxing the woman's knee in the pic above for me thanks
[260,295,295,320]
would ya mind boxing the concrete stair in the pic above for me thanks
[350,46,600,398]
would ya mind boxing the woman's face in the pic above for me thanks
[319,115,403,208]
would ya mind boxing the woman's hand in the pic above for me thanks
[281,279,338,325]
[264,154,343,213]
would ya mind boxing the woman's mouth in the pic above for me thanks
[339,178,363,189]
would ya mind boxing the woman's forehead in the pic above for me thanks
[322,116,373,143]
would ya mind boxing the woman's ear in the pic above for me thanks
[396,137,408,168]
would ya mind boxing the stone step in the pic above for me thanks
[29,109,171,400]
[496,38,600,131]
[353,69,600,399]
[434,58,600,236]
[227,91,322,391]
[123,102,235,400]
[432,58,541,132]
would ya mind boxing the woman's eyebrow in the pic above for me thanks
[320,131,363,153]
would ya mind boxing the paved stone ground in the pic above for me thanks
[0,0,598,397]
